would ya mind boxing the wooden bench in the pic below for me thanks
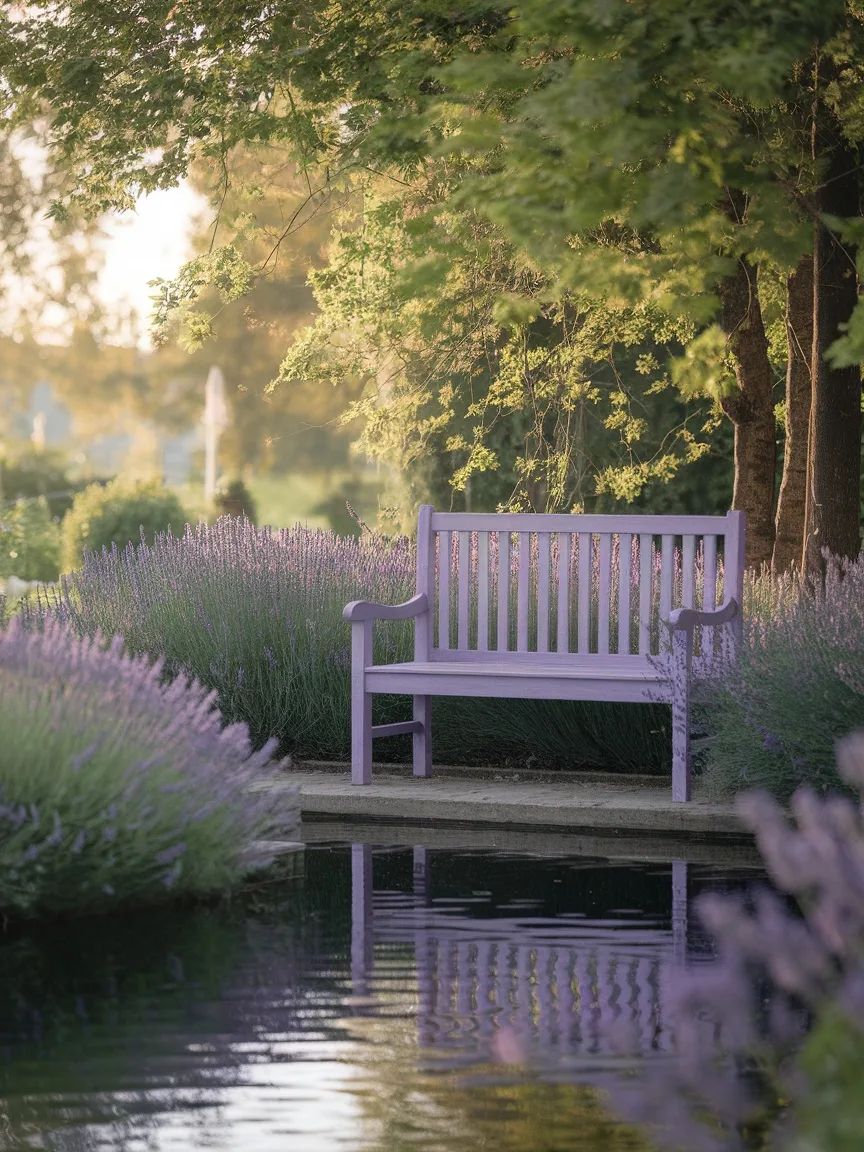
[343,507,745,801]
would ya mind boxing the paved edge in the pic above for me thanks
[298,759,668,789]
[295,782,743,836]
[300,817,759,868]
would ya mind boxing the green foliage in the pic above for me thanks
[0,617,297,920]
[275,181,718,523]
[7,0,862,529]
[791,1009,864,1152]
[40,519,668,772]
[466,697,670,774]
[0,497,61,582]
[699,556,864,800]
[61,479,189,572]
[0,448,87,519]
[215,479,258,525]
[151,244,255,351]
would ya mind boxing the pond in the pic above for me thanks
[0,838,759,1151]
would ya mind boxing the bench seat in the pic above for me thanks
[366,657,668,703]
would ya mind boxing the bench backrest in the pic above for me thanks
[415,507,745,661]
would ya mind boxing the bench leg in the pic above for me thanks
[412,695,432,777]
[671,628,692,802]
[351,621,373,785]
[671,694,690,801]
[351,687,373,785]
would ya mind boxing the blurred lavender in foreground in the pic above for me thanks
[0,616,298,918]
[605,731,864,1151]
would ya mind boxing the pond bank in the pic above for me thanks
[278,762,746,841]
[300,817,760,868]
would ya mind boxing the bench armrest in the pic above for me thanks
[666,597,740,631]
[343,593,429,622]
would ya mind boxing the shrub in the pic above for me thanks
[0,448,88,519]
[0,615,298,919]
[30,517,669,770]
[61,479,189,573]
[41,517,418,759]
[215,478,257,525]
[698,554,864,799]
[0,496,62,582]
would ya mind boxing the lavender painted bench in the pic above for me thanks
[343,507,745,801]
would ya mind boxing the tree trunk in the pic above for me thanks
[772,254,814,572]
[803,138,862,576]
[718,256,777,570]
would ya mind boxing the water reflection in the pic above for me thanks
[0,844,753,1150]
[350,845,688,1070]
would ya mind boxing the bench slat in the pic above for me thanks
[415,504,433,659]
[431,511,737,534]
[639,534,652,655]
[660,534,674,646]
[424,649,655,667]
[457,530,471,649]
[556,532,571,654]
[516,532,530,652]
[702,534,717,659]
[618,532,632,655]
[366,662,667,704]
[598,533,612,655]
[537,531,551,654]
[578,532,591,654]
[497,530,510,652]
[438,530,451,650]
[477,531,489,651]
[682,534,696,610]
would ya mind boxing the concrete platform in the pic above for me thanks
[288,765,745,840]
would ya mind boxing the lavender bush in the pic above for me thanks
[698,553,864,800]
[606,730,864,1151]
[0,616,298,918]
[36,517,418,759]
[31,517,669,769]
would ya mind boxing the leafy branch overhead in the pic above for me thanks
[150,245,255,351]
[2,0,862,556]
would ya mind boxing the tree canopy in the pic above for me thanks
[2,0,862,568]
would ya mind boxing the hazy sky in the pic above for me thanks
[98,182,206,347]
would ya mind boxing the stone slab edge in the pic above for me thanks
[297,759,666,789]
[300,818,760,868]
[297,787,743,836]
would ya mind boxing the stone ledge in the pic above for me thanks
[300,817,759,867]
[287,769,743,838]
[296,759,667,788]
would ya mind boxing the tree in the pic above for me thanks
[773,255,814,573]
[4,1,861,570]
[431,1,862,569]
[150,145,360,480]
[273,173,722,525]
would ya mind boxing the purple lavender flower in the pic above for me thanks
[605,730,864,1149]
[156,842,186,866]
[0,615,299,918]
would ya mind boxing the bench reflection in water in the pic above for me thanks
[350,844,689,1061]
